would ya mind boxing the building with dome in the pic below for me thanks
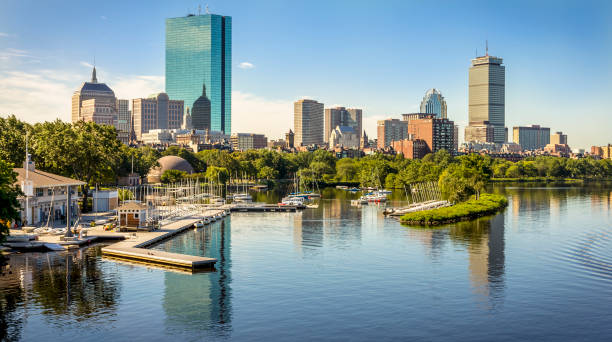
[71,66,131,143]
[147,155,194,183]
[419,88,447,119]
[191,84,212,130]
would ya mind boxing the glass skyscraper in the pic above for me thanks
[166,13,231,133]
[419,88,447,119]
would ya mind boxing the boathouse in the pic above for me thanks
[117,202,148,230]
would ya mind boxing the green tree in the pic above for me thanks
[32,120,122,212]
[0,115,33,166]
[0,160,21,241]
[336,158,358,182]
[205,166,230,184]
[161,169,187,184]
[258,166,278,180]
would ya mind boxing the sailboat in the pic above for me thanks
[231,172,252,202]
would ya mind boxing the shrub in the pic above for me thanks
[400,193,507,225]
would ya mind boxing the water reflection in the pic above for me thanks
[450,213,506,308]
[157,220,232,338]
[0,248,121,340]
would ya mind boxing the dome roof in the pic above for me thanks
[147,155,194,183]
[76,82,115,95]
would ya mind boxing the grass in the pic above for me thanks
[400,193,508,226]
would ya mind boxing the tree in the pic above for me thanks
[0,160,21,242]
[161,169,187,184]
[32,120,122,212]
[258,166,278,180]
[205,166,229,184]
[336,158,358,182]
[0,115,33,166]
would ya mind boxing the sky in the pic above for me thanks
[0,0,611,149]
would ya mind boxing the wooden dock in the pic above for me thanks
[101,210,225,271]
[226,204,304,212]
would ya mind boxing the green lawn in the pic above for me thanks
[400,193,508,226]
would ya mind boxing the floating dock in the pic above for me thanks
[101,210,224,271]
[226,204,304,212]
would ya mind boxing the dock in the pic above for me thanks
[100,210,225,271]
[224,203,305,212]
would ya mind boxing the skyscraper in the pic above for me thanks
[420,89,447,119]
[71,66,117,127]
[116,99,131,144]
[132,93,184,140]
[324,107,362,143]
[468,53,505,143]
[294,99,324,146]
[166,13,231,133]
[377,119,408,148]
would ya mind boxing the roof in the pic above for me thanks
[76,82,115,94]
[13,168,86,188]
[116,202,147,211]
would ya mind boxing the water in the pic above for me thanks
[1,185,611,341]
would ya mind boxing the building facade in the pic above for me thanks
[132,93,184,140]
[294,99,324,146]
[324,107,362,143]
[72,67,117,126]
[551,131,567,145]
[465,121,495,143]
[468,55,505,143]
[166,13,231,133]
[513,125,550,150]
[419,88,447,119]
[392,139,428,159]
[116,99,131,144]
[407,116,455,154]
[329,126,360,149]
[230,133,267,151]
[377,119,408,148]
[191,84,212,131]
[285,129,295,149]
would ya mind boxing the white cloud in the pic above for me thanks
[238,62,254,69]
[111,75,164,99]
[231,91,293,139]
[80,61,94,68]
[100,16,107,20]
[0,32,8,37]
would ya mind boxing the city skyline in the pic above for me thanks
[0,0,611,148]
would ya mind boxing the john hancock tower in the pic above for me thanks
[166,12,231,133]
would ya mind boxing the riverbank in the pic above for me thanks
[400,193,508,226]
[490,177,612,184]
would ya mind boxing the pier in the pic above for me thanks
[224,203,305,212]
[100,210,224,270]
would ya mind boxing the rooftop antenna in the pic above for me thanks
[485,40,489,56]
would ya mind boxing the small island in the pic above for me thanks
[400,193,508,226]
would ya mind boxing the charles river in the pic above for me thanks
[1,184,611,341]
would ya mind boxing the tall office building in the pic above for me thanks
[324,107,362,143]
[377,119,408,148]
[132,93,184,140]
[166,13,231,133]
[116,99,131,144]
[294,99,324,146]
[468,54,505,143]
[513,125,550,150]
[420,89,447,119]
[71,66,117,127]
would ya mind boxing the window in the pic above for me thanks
[134,213,139,218]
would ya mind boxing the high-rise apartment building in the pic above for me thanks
[468,54,505,143]
[551,131,567,145]
[132,93,184,140]
[513,125,550,150]
[166,13,231,133]
[377,119,408,148]
[71,67,117,127]
[324,107,362,143]
[420,89,447,119]
[294,99,324,146]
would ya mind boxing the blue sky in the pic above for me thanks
[0,0,610,148]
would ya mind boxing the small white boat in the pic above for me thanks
[194,221,204,228]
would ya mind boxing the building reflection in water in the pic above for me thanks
[450,212,506,309]
[293,198,363,253]
[0,247,122,341]
[162,219,232,338]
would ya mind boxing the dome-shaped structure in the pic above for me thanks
[147,155,194,183]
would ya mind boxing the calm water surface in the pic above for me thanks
[1,185,611,341]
